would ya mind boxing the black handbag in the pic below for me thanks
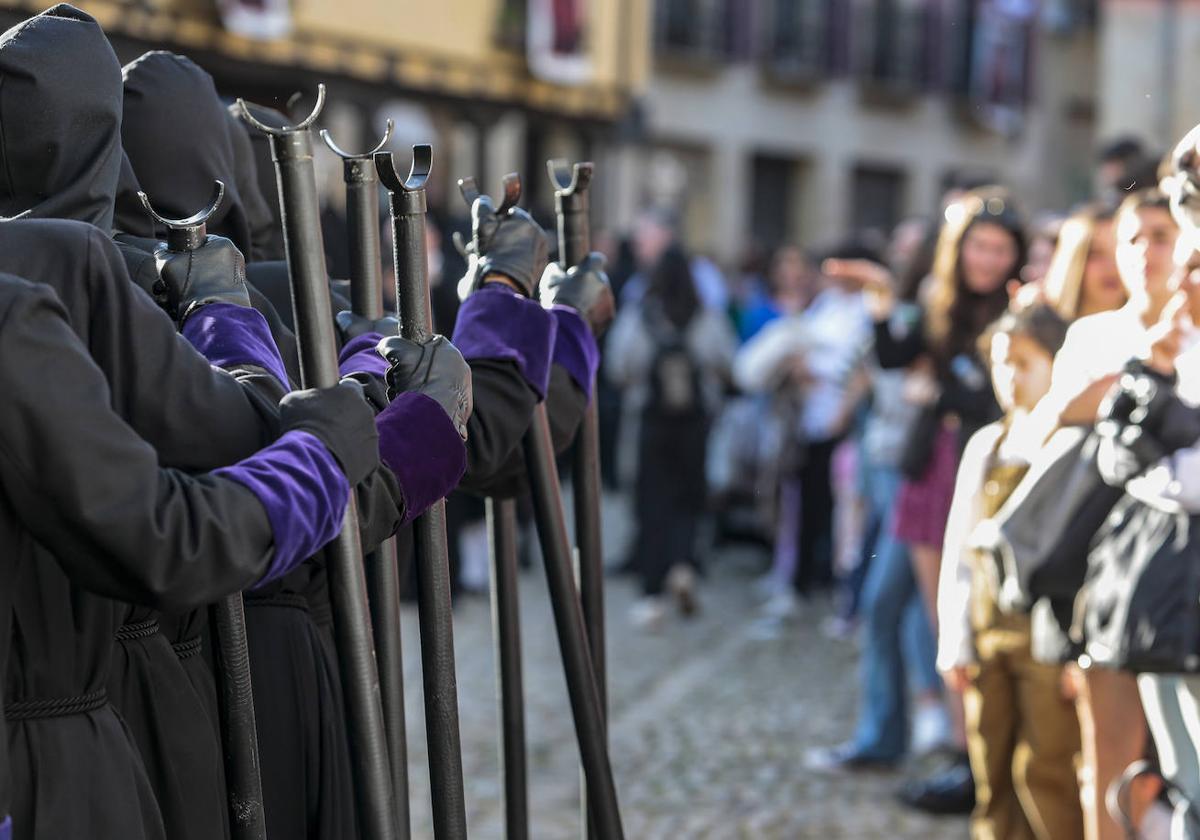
[898,403,940,480]
[1082,496,1200,673]
[991,428,1122,611]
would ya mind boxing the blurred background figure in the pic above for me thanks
[607,245,736,630]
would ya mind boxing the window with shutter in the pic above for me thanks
[762,0,846,84]
[655,0,733,66]
[966,0,1036,132]
[855,0,932,97]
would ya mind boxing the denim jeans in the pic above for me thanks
[1140,674,1200,839]
[849,462,941,761]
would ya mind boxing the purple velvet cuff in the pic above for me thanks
[377,392,467,523]
[214,430,351,586]
[338,331,390,379]
[1,815,10,840]
[452,285,557,400]
[550,306,600,401]
[183,303,290,388]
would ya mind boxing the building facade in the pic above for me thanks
[601,0,1100,266]
[0,0,651,221]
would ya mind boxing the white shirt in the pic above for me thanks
[733,287,870,440]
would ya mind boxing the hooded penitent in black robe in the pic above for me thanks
[0,9,259,839]
[0,12,297,838]
[115,50,364,839]
[0,262,362,840]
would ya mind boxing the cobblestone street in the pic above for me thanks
[400,496,969,839]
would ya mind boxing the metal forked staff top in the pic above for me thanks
[547,159,593,200]
[375,145,435,341]
[320,120,395,162]
[137,179,225,252]
[236,84,327,135]
[374,145,433,195]
[457,172,523,214]
[546,159,593,268]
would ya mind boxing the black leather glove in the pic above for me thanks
[335,310,399,344]
[457,195,549,299]
[378,334,473,440]
[342,371,390,414]
[539,252,616,336]
[279,380,379,486]
[1095,362,1200,485]
[152,235,251,326]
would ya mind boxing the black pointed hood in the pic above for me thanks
[118,50,251,254]
[0,5,123,229]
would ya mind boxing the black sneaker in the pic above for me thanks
[896,756,975,815]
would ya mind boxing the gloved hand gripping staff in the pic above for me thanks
[321,120,412,840]
[375,145,470,840]
[238,86,399,840]
[139,180,267,840]
[456,173,625,840]
[460,173,530,840]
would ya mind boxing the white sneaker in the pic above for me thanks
[820,615,856,642]
[910,702,951,756]
[629,597,667,632]
[760,590,800,620]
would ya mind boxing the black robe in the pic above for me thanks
[0,251,330,840]
[115,53,371,840]
[0,216,288,840]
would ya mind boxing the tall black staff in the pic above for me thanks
[524,388,625,840]
[238,87,398,840]
[459,174,530,840]
[140,181,267,840]
[488,496,527,839]
[375,146,469,840]
[547,160,608,840]
[320,121,411,839]
[458,174,625,839]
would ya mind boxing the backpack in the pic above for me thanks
[645,313,704,419]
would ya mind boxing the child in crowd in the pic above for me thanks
[937,305,1082,840]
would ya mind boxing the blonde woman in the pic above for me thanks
[1042,206,1126,322]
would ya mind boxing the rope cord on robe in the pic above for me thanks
[6,688,108,720]
[242,592,310,611]
[114,617,161,641]
[172,636,204,660]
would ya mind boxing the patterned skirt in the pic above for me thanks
[893,423,960,549]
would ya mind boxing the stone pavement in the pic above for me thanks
[398,496,968,839]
